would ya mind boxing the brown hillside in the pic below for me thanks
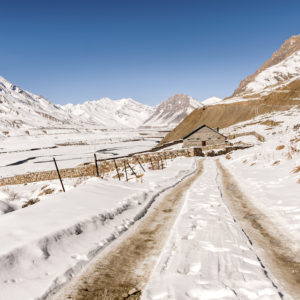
[160,80,300,145]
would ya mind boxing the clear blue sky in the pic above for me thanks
[0,0,299,105]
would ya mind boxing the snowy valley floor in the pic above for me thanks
[1,107,300,300]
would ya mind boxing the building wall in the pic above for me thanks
[183,126,226,148]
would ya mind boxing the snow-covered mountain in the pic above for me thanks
[0,75,154,132]
[142,94,202,128]
[0,75,74,132]
[60,98,154,128]
[230,34,300,100]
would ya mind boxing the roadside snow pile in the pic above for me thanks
[221,107,300,244]
[143,159,284,300]
[0,157,197,300]
[0,177,89,214]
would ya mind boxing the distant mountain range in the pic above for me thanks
[0,75,206,133]
[5,34,299,136]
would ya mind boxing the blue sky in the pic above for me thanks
[0,0,299,105]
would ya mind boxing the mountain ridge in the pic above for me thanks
[0,75,200,133]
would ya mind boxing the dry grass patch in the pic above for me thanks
[225,154,231,160]
[293,124,300,130]
[22,198,40,208]
[290,137,300,143]
[242,121,260,128]
[250,162,256,166]
[260,120,283,127]
[292,166,300,173]
[276,145,285,150]
[38,188,55,196]
[242,159,247,164]
[56,141,88,146]
[273,160,280,165]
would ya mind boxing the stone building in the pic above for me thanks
[182,125,227,148]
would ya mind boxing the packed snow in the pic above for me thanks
[143,159,285,300]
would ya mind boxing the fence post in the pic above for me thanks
[150,157,154,170]
[161,156,164,169]
[136,157,145,172]
[123,160,128,181]
[53,157,65,192]
[163,152,167,165]
[113,159,121,181]
[127,161,137,178]
[94,153,99,177]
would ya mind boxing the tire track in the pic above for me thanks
[216,160,300,299]
[50,160,204,300]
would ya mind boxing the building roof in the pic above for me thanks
[182,124,226,140]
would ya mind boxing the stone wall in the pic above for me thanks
[228,131,265,142]
[0,148,203,186]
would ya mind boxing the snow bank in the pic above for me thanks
[0,157,197,300]
[221,107,300,247]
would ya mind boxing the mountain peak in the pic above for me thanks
[233,34,300,97]
[142,94,201,128]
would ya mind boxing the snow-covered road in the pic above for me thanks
[0,157,297,300]
[143,159,286,300]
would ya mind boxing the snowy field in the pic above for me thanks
[0,128,165,178]
[0,157,197,300]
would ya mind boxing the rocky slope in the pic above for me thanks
[142,94,202,128]
[232,34,300,98]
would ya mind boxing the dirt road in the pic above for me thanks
[217,160,300,299]
[50,160,204,300]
